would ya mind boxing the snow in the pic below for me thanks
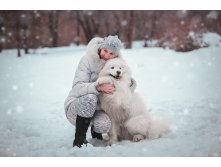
[202,33,221,47]
[206,11,218,20]
[0,34,221,157]
[189,32,221,48]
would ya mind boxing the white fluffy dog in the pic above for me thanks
[96,58,170,146]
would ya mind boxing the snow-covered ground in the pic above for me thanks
[0,38,221,157]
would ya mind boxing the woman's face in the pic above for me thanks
[99,49,116,60]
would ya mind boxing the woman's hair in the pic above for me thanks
[97,48,101,56]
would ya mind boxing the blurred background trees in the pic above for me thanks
[0,10,221,57]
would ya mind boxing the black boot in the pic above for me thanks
[73,115,91,148]
[91,125,103,140]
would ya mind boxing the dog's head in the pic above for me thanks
[99,58,132,80]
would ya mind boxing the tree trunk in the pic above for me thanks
[76,11,80,46]
[17,45,21,57]
[76,11,102,43]
[103,12,110,36]
[16,17,21,57]
[23,29,29,54]
[125,11,135,48]
[48,11,59,47]
[144,36,148,47]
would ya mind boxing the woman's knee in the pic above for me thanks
[93,111,111,133]
[66,104,77,126]
[70,94,98,118]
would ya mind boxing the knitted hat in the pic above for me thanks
[98,35,123,56]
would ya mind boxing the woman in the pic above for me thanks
[64,35,136,148]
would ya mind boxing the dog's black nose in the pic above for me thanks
[117,71,121,75]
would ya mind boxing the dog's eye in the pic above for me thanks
[111,67,114,69]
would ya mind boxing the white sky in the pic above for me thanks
[0,0,220,10]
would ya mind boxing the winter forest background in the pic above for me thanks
[0,10,221,157]
[0,10,221,55]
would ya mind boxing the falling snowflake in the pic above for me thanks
[86,11,93,16]
[20,14,26,18]
[183,109,189,115]
[49,37,53,41]
[176,10,188,18]
[0,36,6,43]
[188,31,195,38]
[16,106,24,113]
[142,148,147,152]
[8,32,13,37]
[64,125,68,130]
[207,62,212,66]
[121,20,127,26]
[29,82,34,88]
[189,63,195,68]
[34,11,40,18]
[209,103,214,109]
[7,109,12,115]
[161,75,168,82]
[1,26,6,31]
[180,20,185,25]
[12,85,18,91]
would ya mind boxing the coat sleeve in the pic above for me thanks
[69,57,100,98]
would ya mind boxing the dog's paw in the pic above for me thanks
[106,140,113,146]
[97,77,112,85]
[106,139,117,146]
[133,134,145,142]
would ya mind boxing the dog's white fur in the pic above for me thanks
[97,58,170,145]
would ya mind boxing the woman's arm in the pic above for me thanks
[70,57,100,97]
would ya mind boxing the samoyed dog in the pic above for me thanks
[96,58,170,146]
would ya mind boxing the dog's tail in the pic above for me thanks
[148,116,170,139]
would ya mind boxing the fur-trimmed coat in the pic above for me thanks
[64,37,136,114]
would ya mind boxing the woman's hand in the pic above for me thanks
[96,83,115,94]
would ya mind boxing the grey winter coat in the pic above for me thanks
[64,37,136,114]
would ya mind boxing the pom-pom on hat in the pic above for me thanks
[98,35,123,56]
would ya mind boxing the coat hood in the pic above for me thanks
[86,37,103,60]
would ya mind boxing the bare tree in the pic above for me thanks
[9,11,24,57]
[102,11,112,36]
[0,16,4,53]
[112,11,125,38]
[143,11,159,47]
[70,11,81,46]
[48,11,59,47]
[75,11,80,45]
[76,11,102,43]
[19,11,32,54]
[1,11,221,52]
[124,11,135,48]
